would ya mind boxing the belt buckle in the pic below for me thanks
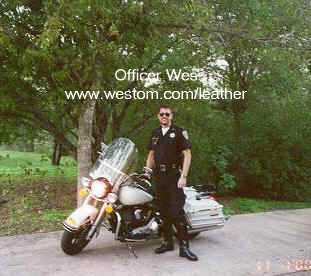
[159,164,166,172]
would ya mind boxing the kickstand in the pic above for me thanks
[125,241,138,259]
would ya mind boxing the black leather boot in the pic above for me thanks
[155,218,174,254]
[175,219,198,261]
[154,240,174,254]
[179,240,198,261]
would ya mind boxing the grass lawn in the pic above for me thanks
[0,176,76,236]
[0,150,76,236]
[0,150,76,179]
[0,150,311,236]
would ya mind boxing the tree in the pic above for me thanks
[0,0,200,201]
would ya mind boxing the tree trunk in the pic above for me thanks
[111,106,121,139]
[24,138,35,152]
[52,139,62,166]
[232,111,241,147]
[232,110,243,191]
[77,100,96,206]
[92,104,108,162]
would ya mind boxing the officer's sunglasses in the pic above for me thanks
[159,112,171,117]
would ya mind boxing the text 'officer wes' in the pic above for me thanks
[144,105,198,261]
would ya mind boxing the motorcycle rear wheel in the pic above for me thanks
[61,225,92,255]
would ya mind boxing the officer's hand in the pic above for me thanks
[141,166,153,180]
[177,176,187,188]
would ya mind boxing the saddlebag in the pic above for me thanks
[183,187,225,231]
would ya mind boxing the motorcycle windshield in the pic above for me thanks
[89,138,138,186]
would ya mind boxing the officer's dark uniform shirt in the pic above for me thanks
[147,124,191,170]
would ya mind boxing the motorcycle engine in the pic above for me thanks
[119,206,159,239]
[121,206,149,228]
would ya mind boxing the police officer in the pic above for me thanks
[144,105,198,261]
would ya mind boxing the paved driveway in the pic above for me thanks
[1,209,311,276]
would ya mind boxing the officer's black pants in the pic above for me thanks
[154,170,188,242]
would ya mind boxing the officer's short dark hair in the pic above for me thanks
[159,105,174,114]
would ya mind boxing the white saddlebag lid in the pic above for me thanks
[183,187,225,230]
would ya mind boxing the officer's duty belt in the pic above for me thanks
[156,163,178,172]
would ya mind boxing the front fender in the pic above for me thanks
[63,204,99,231]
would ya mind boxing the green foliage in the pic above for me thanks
[0,0,310,201]
[42,209,69,222]
[211,146,236,191]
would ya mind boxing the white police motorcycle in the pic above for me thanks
[61,138,226,255]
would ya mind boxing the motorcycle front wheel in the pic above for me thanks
[61,225,92,255]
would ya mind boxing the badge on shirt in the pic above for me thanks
[182,130,189,140]
[169,132,176,138]
[152,137,159,145]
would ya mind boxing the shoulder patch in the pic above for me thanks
[152,137,159,145]
[182,130,189,140]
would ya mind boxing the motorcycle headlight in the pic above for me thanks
[91,178,112,198]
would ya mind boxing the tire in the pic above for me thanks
[188,232,200,240]
[61,226,92,255]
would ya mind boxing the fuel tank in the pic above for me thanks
[119,185,153,205]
